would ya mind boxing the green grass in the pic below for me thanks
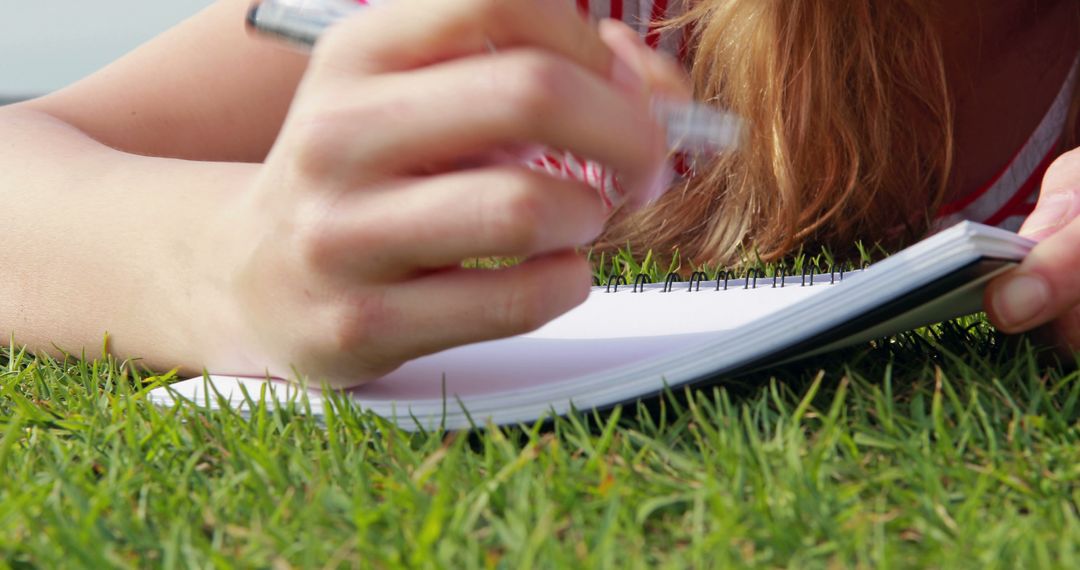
[1,314,1078,568]
[1,247,1077,568]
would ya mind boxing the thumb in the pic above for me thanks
[985,213,1080,333]
[1018,149,1080,241]
[1018,187,1080,241]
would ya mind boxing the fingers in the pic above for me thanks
[1017,148,1080,241]
[314,0,612,78]
[985,213,1080,332]
[598,19,692,101]
[377,251,592,362]
[283,1,672,207]
[238,0,679,385]
[1019,188,1080,241]
[300,166,607,276]
[280,251,591,386]
[597,19,686,207]
[289,49,665,200]
[986,149,1080,335]
[311,251,592,383]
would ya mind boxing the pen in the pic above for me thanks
[246,0,743,153]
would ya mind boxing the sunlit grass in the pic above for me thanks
[1,247,1078,567]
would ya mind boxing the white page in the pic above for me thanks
[343,274,845,400]
[150,223,1036,429]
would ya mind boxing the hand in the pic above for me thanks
[597,19,691,103]
[199,0,684,386]
[985,147,1080,352]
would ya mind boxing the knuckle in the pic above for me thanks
[287,113,346,180]
[293,226,333,276]
[293,201,380,272]
[496,277,550,335]
[330,290,395,353]
[285,83,408,182]
[549,254,592,309]
[292,205,340,270]
[563,257,593,301]
[498,53,573,123]
[492,255,589,336]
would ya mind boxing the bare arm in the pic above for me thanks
[1,0,681,384]
[0,107,256,369]
[2,0,289,370]
[21,0,308,161]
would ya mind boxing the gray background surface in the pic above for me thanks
[2,1,215,100]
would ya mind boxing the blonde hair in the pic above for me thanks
[601,0,954,264]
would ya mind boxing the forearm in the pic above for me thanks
[0,106,258,372]
[0,0,675,387]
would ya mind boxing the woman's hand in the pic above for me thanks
[985,147,1080,351]
[203,0,685,386]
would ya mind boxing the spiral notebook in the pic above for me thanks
[148,222,1033,429]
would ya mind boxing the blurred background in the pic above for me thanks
[2,0,215,103]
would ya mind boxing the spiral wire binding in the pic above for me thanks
[744,268,763,289]
[688,271,709,292]
[605,275,627,293]
[597,262,873,293]
[772,266,787,288]
[715,270,736,291]
[632,274,652,293]
[662,273,682,293]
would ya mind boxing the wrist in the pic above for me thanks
[177,162,269,376]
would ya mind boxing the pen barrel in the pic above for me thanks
[247,0,363,48]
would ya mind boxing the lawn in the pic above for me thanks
[1,252,1078,567]
[1,318,1077,568]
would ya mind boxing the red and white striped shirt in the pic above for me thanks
[574,0,689,53]
[936,57,1080,232]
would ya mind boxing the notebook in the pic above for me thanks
[147,222,1034,429]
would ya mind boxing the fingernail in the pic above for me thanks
[992,273,1049,328]
[610,55,645,94]
[1019,189,1080,240]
